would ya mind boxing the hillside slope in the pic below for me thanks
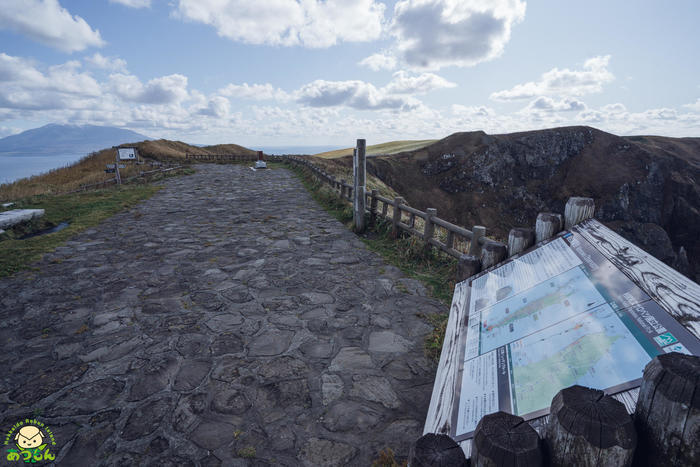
[362,126,700,282]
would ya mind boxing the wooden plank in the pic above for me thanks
[424,281,469,442]
[573,219,700,339]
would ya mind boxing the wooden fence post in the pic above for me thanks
[564,197,595,230]
[481,242,506,269]
[469,225,486,256]
[472,411,542,467]
[409,433,467,467]
[354,139,367,232]
[456,255,481,283]
[535,212,562,243]
[547,385,636,466]
[508,227,535,257]
[392,197,405,238]
[634,352,699,466]
[340,179,347,199]
[370,189,378,225]
[423,208,437,251]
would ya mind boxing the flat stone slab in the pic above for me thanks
[0,208,44,228]
[0,164,447,465]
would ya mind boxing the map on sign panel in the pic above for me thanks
[451,233,700,442]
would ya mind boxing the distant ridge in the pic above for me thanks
[0,124,151,156]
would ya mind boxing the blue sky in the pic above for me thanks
[0,0,699,146]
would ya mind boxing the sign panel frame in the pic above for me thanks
[449,231,700,442]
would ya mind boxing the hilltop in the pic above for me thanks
[314,140,437,159]
[0,138,257,200]
[316,126,700,282]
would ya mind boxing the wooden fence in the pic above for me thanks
[283,155,593,280]
[185,154,258,162]
[61,165,183,195]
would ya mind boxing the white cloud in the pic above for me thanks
[109,73,189,104]
[295,79,420,111]
[85,53,127,72]
[197,96,231,118]
[359,53,397,71]
[174,0,385,48]
[219,83,290,101]
[0,0,104,52]
[109,0,151,8]
[384,71,456,95]
[391,0,526,70]
[491,55,614,101]
[684,98,700,112]
[524,96,587,113]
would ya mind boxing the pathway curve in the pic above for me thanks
[0,164,446,466]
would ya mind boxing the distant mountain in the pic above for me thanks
[0,124,151,156]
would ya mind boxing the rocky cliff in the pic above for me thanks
[363,126,700,282]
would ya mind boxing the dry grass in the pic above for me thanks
[314,140,437,159]
[0,138,257,201]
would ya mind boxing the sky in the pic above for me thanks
[0,0,699,147]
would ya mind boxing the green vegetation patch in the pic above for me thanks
[287,162,455,362]
[0,184,161,277]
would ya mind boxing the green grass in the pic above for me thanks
[286,162,454,361]
[314,139,437,159]
[0,169,192,277]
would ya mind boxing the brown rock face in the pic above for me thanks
[362,126,700,281]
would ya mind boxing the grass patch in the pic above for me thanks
[0,182,163,277]
[286,161,455,362]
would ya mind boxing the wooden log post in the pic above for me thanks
[354,139,367,232]
[472,411,542,467]
[481,242,507,269]
[392,197,405,238]
[508,227,535,257]
[340,179,347,199]
[634,352,700,466]
[369,189,378,225]
[535,212,563,243]
[456,254,481,283]
[564,197,595,230]
[423,208,437,253]
[547,385,637,467]
[469,225,486,256]
[409,433,467,467]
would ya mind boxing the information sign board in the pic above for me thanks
[451,232,700,441]
[118,148,136,160]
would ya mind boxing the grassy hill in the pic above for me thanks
[0,139,257,200]
[314,140,437,159]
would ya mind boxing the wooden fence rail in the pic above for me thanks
[283,155,592,282]
[185,154,258,162]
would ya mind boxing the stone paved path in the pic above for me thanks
[0,164,446,466]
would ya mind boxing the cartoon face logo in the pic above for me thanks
[15,426,44,449]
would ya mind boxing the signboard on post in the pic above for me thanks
[449,231,700,442]
[118,148,136,160]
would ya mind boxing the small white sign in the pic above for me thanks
[118,148,136,160]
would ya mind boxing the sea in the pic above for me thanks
[0,154,88,185]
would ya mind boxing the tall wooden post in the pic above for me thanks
[114,151,122,185]
[354,140,366,232]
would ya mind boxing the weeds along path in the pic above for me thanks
[0,163,446,466]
